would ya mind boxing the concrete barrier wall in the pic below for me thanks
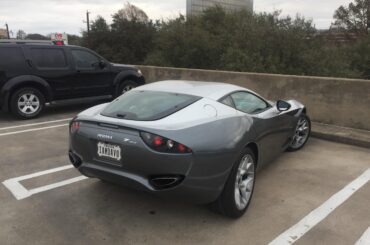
[138,65,370,131]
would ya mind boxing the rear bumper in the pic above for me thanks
[69,122,237,204]
[69,149,234,204]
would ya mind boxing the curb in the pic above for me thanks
[311,123,370,149]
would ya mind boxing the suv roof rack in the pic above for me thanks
[0,39,53,44]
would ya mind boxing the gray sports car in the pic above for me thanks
[69,80,310,218]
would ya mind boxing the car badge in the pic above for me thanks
[97,134,113,140]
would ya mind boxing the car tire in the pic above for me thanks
[116,80,138,97]
[212,148,256,218]
[10,87,45,119]
[287,114,311,152]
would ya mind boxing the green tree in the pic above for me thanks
[83,16,114,59]
[78,2,368,80]
[110,3,156,64]
[67,34,82,46]
[333,0,370,34]
[25,33,47,40]
[81,3,155,64]
[145,6,364,78]
[349,36,370,78]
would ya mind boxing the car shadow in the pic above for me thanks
[29,177,244,244]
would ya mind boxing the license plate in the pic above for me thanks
[97,142,121,161]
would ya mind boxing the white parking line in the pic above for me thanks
[2,165,88,200]
[0,124,68,137]
[355,227,370,245]
[269,168,370,245]
[0,118,72,131]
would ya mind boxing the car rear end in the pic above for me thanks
[68,90,237,203]
[69,118,193,189]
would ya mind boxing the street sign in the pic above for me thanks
[51,33,68,45]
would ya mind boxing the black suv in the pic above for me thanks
[0,40,145,119]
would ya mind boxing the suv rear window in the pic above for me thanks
[101,91,200,121]
[0,47,25,70]
[30,48,67,68]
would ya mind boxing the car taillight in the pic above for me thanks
[70,121,80,134]
[140,132,192,154]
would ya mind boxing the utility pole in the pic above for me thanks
[83,10,91,47]
[86,10,90,35]
[367,0,370,34]
[5,23,10,39]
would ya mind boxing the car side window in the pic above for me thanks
[230,92,269,114]
[71,50,99,69]
[30,48,67,68]
[221,96,235,108]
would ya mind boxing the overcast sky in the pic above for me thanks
[0,0,353,36]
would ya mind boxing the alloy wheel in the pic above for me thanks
[234,154,255,210]
[291,117,310,149]
[17,93,40,115]
[122,85,134,94]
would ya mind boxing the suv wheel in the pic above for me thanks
[212,148,256,218]
[10,87,45,119]
[117,80,138,97]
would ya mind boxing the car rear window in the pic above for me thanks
[101,91,201,121]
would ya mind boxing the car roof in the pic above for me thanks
[0,42,80,48]
[134,80,251,100]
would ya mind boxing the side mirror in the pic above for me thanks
[99,60,107,69]
[277,100,291,112]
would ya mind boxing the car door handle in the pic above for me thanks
[25,59,33,67]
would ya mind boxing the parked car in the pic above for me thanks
[68,80,311,218]
[0,40,145,119]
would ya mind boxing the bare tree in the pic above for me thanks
[115,2,149,23]
[333,0,370,34]
[16,30,26,39]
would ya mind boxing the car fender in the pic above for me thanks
[286,99,306,116]
[0,75,53,111]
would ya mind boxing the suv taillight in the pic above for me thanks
[70,121,80,134]
[140,132,192,154]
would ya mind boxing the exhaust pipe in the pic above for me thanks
[150,175,184,189]
[69,151,82,168]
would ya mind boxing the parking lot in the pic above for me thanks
[0,100,369,245]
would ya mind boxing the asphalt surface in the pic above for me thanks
[0,100,369,245]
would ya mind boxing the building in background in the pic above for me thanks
[0,29,7,39]
[186,0,253,17]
